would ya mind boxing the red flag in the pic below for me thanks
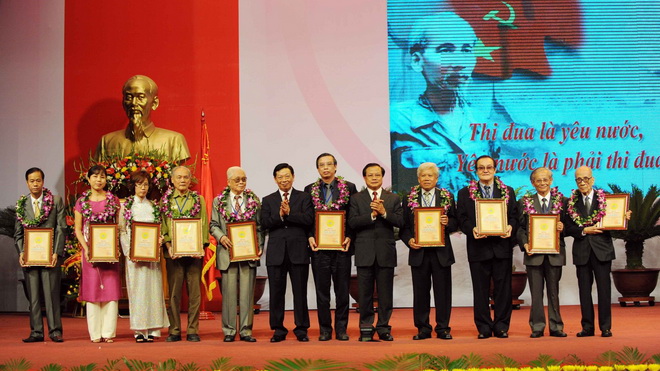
[199,110,221,301]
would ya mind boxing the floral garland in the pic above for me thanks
[123,196,162,230]
[80,190,119,223]
[567,188,607,227]
[407,185,452,212]
[309,176,350,211]
[522,187,564,215]
[468,177,510,203]
[16,188,55,227]
[160,187,202,218]
[215,186,261,222]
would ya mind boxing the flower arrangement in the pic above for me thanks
[468,177,510,203]
[123,195,162,230]
[216,186,261,222]
[309,176,350,210]
[15,188,54,227]
[160,187,202,218]
[522,187,564,215]
[567,188,607,227]
[407,185,452,212]
[79,190,120,223]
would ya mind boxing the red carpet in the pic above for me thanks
[1,305,658,369]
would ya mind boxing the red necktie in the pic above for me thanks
[372,191,378,202]
[234,195,241,214]
[283,192,289,201]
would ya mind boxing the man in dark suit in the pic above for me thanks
[400,162,457,340]
[304,153,358,341]
[517,167,567,338]
[565,166,629,338]
[457,155,517,339]
[348,163,403,341]
[14,167,66,343]
[262,163,315,342]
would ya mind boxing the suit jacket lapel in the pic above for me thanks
[26,199,35,219]
[533,193,542,213]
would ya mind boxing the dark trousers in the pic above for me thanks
[576,249,612,332]
[267,257,310,338]
[527,258,564,332]
[311,250,351,335]
[469,257,512,335]
[166,257,202,335]
[411,253,452,335]
[357,263,394,335]
[24,266,62,338]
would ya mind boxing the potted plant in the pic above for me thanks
[609,184,660,306]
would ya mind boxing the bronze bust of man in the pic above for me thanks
[96,75,190,162]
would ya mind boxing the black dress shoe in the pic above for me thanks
[436,331,452,340]
[494,330,509,339]
[319,332,332,341]
[336,333,349,341]
[270,335,286,343]
[297,335,309,342]
[240,335,257,342]
[378,333,394,341]
[166,334,181,342]
[50,335,64,343]
[549,330,567,337]
[576,330,594,337]
[530,331,544,338]
[22,336,44,343]
[186,334,201,342]
[601,330,613,337]
[223,335,235,342]
[477,333,491,339]
[412,332,431,340]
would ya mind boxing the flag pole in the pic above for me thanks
[199,108,217,320]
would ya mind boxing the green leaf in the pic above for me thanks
[487,354,521,368]
[614,346,647,364]
[100,359,122,371]
[178,362,202,371]
[68,365,97,371]
[123,358,155,371]
[563,354,585,365]
[528,354,562,368]
[39,364,64,371]
[156,359,178,371]
[0,359,32,371]
[265,358,354,371]
[364,353,436,371]
[594,351,618,366]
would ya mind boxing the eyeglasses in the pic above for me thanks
[230,177,247,183]
[477,166,495,172]
[135,183,149,189]
[575,177,592,184]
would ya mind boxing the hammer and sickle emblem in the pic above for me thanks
[483,1,517,29]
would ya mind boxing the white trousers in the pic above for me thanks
[86,301,118,341]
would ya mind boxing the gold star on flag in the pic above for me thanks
[474,39,500,61]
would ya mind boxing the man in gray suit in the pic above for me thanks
[14,167,66,343]
[210,166,263,343]
[517,167,567,338]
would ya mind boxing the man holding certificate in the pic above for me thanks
[457,155,517,339]
[14,167,66,343]
[161,166,209,342]
[400,162,457,340]
[304,153,358,342]
[210,166,264,343]
[516,167,568,338]
[262,163,315,343]
[348,163,403,342]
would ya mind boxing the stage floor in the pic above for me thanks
[1,305,658,369]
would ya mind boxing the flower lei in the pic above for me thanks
[468,177,510,203]
[310,176,350,211]
[407,185,452,212]
[215,187,261,222]
[160,187,202,218]
[16,188,55,227]
[567,188,607,227]
[123,196,162,230]
[522,187,564,215]
[80,190,119,223]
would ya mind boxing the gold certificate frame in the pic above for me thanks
[414,207,445,247]
[315,210,345,250]
[24,227,54,266]
[475,199,508,236]
[130,222,161,262]
[598,193,630,230]
[171,218,203,257]
[528,214,560,254]
[89,223,119,263]
[227,221,260,262]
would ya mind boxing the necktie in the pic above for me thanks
[33,200,40,218]
[372,191,378,202]
[584,196,591,210]
[424,192,432,207]
[283,192,289,201]
[541,198,548,213]
[234,195,242,214]
[484,186,491,198]
[325,184,333,204]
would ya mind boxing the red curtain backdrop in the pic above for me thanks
[64,0,239,196]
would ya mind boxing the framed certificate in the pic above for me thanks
[89,223,119,263]
[227,221,260,262]
[528,214,560,254]
[315,211,345,250]
[414,207,445,247]
[171,218,203,257]
[598,193,630,230]
[130,222,161,262]
[24,227,54,266]
[475,199,508,236]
